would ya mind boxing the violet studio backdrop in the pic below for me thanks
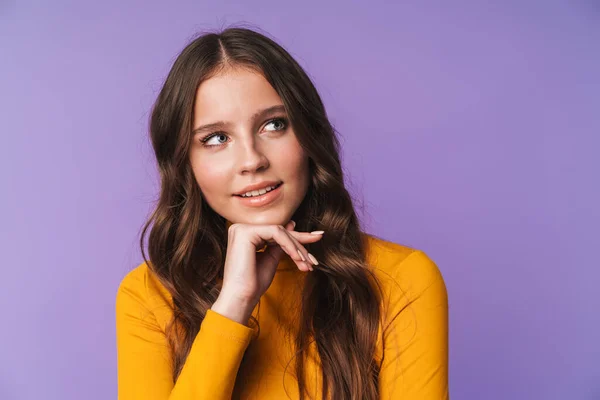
[0,1,598,399]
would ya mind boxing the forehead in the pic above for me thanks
[194,67,283,122]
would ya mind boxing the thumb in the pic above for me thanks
[256,220,295,269]
[262,243,286,264]
[255,243,285,285]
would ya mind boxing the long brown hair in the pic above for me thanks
[140,25,385,400]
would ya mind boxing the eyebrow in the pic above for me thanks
[192,104,287,136]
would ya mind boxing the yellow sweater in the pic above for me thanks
[115,234,449,399]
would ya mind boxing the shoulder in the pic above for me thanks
[362,233,447,302]
[115,261,173,322]
[365,235,449,397]
[116,262,151,301]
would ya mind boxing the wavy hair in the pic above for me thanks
[140,26,385,400]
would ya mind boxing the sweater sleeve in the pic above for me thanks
[115,266,255,400]
[378,250,449,399]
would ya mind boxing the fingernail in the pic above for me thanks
[308,264,314,271]
[297,249,306,262]
[291,220,296,228]
[310,230,324,235]
[307,253,319,266]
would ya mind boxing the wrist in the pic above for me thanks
[211,293,255,326]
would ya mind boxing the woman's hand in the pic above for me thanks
[210,221,324,325]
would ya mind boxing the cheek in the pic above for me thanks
[272,136,308,177]
[273,150,309,189]
[191,160,229,194]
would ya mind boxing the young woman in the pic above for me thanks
[116,27,449,400]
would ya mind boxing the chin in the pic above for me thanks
[232,210,292,226]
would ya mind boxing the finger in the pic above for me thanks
[282,229,319,271]
[286,229,325,244]
[283,220,324,244]
[274,220,296,258]
[250,224,310,272]
[284,222,323,271]
[251,223,318,272]
[260,242,286,272]
[260,226,323,248]
[270,225,314,272]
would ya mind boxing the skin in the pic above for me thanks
[189,66,321,324]
[189,65,310,227]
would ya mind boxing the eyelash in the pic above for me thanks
[199,117,289,148]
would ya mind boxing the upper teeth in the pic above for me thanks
[240,184,279,198]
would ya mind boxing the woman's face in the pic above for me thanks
[190,66,310,226]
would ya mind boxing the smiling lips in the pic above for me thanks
[233,181,282,197]
[234,183,284,207]
[236,183,282,198]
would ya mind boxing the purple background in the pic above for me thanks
[1,1,598,399]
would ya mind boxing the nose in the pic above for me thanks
[237,136,269,174]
